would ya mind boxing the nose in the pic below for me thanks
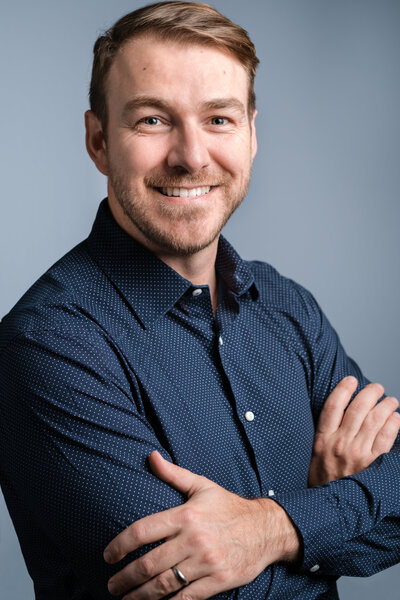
[167,123,210,173]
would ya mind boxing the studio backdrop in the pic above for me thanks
[1,1,399,598]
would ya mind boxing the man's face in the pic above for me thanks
[103,36,257,256]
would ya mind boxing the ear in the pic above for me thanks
[250,109,258,160]
[85,110,109,176]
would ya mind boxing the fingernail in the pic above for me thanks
[108,580,117,594]
[344,376,357,384]
[103,549,112,563]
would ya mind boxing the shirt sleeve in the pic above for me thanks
[273,284,400,577]
[0,326,186,599]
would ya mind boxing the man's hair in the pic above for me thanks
[89,1,259,135]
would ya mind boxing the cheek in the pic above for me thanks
[211,136,252,175]
[111,135,168,176]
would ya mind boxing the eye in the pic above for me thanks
[141,116,162,126]
[210,116,229,126]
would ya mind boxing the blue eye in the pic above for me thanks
[211,117,228,125]
[142,117,161,126]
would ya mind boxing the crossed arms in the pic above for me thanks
[104,377,400,600]
[1,324,400,600]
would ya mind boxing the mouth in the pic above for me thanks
[155,186,213,198]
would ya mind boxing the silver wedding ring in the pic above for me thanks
[172,565,189,586]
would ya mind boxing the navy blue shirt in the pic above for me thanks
[1,199,399,599]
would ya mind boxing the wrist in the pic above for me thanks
[254,498,302,564]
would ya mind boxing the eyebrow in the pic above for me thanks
[121,95,246,120]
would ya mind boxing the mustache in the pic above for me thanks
[144,173,230,188]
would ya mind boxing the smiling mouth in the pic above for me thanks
[156,186,212,198]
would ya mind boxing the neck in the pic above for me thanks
[157,244,219,313]
[108,197,219,313]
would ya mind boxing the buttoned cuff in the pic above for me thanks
[273,486,344,575]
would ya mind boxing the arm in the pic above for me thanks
[104,378,400,600]
[273,286,400,578]
[0,328,187,599]
[105,451,300,600]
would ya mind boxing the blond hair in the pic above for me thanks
[89,1,259,134]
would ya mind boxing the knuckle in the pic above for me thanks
[364,413,380,430]
[216,570,231,585]
[131,522,145,544]
[322,401,338,415]
[181,593,194,600]
[202,548,219,566]
[155,573,171,594]
[313,435,326,456]
[181,507,197,526]
[190,530,208,549]
[332,438,346,457]
[138,556,155,578]
[378,429,392,444]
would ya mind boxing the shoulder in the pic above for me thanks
[245,259,322,323]
[0,242,135,405]
[0,240,114,352]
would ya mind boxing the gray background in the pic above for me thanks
[0,0,399,597]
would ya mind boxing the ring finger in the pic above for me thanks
[123,559,203,600]
[108,538,187,597]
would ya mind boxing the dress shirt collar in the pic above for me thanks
[85,199,257,328]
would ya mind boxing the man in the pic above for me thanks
[0,2,399,599]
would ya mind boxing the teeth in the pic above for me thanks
[160,186,211,197]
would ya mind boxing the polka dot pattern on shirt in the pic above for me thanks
[1,199,399,600]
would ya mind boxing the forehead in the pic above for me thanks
[106,35,249,112]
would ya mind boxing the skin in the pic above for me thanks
[85,36,400,600]
[85,35,257,312]
[308,377,400,486]
[102,379,399,600]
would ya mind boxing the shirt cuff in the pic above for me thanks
[273,486,344,574]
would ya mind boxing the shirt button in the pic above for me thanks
[245,411,255,422]
[268,489,275,497]
[218,336,223,346]
[192,288,202,297]
[310,564,320,573]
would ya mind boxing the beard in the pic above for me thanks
[108,161,251,256]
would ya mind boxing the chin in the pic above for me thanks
[151,228,220,256]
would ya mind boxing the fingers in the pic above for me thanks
[107,539,190,597]
[173,575,226,600]
[120,574,220,600]
[316,376,358,435]
[105,454,212,564]
[371,409,400,457]
[149,451,209,497]
[116,558,207,599]
[340,382,384,435]
[355,395,399,451]
[104,505,182,564]
[118,567,184,599]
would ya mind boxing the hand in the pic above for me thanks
[308,376,400,487]
[104,451,300,600]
